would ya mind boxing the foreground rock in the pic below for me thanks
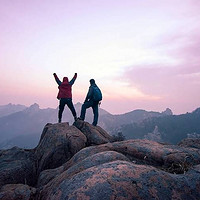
[0,121,112,189]
[37,139,200,199]
[1,121,200,199]
[37,151,129,187]
[0,147,36,188]
[0,184,36,200]
[38,161,200,200]
[61,139,200,174]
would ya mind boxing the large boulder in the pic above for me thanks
[73,119,113,145]
[0,147,36,188]
[38,161,200,200]
[37,151,129,187]
[37,138,200,199]
[0,184,36,200]
[34,123,87,175]
[61,139,200,173]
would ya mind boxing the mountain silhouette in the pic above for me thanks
[1,102,199,148]
[0,103,26,117]
[0,103,110,149]
[120,108,200,144]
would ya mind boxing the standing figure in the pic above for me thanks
[53,73,77,123]
[79,79,102,126]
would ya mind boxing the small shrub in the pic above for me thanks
[112,132,126,142]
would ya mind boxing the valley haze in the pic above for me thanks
[0,103,200,150]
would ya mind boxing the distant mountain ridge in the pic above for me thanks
[0,103,27,117]
[120,108,200,144]
[0,102,111,149]
[0,103,56,149]
[0,102,199,149]
[100,108,173,133]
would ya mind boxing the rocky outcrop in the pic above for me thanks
[73,119,113,145]
[34,122,87,175]
[162,108,173,115]
[0,122,87,188]
[1,120,200,199]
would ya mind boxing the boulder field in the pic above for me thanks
[0,120,200,200]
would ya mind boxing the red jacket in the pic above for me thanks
[53,73,77,99]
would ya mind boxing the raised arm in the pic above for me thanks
[53,73,61,86]
[69,73,77,85]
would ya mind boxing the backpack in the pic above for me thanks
[93,86,102,101]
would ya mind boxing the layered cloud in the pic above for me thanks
[121,27,200,114]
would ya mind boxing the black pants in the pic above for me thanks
[80,100,99,126]
[59,98,77,122]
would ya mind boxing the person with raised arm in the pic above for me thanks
[53,73,77,123]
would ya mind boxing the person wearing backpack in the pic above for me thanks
[79,79,102,126]
[53,72,77,123]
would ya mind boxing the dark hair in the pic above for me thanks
[90,79,95,84]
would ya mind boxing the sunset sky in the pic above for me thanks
[0,0,200,114]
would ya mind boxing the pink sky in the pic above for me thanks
[0,0,200,114]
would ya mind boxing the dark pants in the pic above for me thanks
[59,98,77,122]
[80,100,99,126]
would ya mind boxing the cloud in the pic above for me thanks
[120,26,200,114]
[105,20,200,114]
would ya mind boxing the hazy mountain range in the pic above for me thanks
[0,103,111,149]
[0,103,199,149]
[0,103,26,117]
[120,107,200,144]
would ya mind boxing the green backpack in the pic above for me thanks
[93,86,102,101]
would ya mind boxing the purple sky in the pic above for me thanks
[0,0,200,114]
